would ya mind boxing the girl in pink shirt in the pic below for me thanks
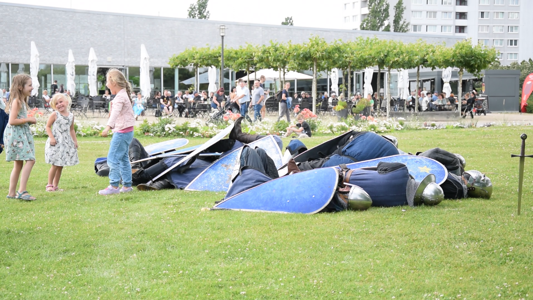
[99,69,136,195]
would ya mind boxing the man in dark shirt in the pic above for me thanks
[212,88,225,111]
[284,114,312,138]
[51,80,58,95]
[277,82,291,123]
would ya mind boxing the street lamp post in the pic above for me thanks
[219,25,226,92]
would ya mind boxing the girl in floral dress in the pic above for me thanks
[4,74,37,201]
[44,93,79,191]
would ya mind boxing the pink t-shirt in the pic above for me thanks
[116,126,133,133]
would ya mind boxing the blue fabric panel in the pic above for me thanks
[286,139,307,155]
[95,157,107,164]
[347,166,409,207]
[225,168,272,199]
[342,132,399,162]
[322,154,355,168]
[0,110,8,153]
[272,135,283,151]
[167,158,212,189]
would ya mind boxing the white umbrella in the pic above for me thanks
[330,68,339,95]
[364,68,374,97]
[30,41,40,96]
[236,69,312,81]
[66,49,76,97]
[88,48,98,96]
[208,66,217,93]
[398,70,409,100]
[140,44,151,98]
[442,67,452,97]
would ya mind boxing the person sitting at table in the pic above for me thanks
[435,93,446,110]
[42,90,51,109]
[447,93,457,111]
[201,90,208,102]
[160,91,173,115]
[133,92,145,120]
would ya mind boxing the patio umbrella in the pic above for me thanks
[364,68,373,97]
[442,67,452,97]
[236,69,312,81]
[30,41,40,96]
[66,49,76,97]
[398,70,409,99]
[140,44,151,98]
[330,68,339,95]
[88,48,98,96]
[208,66,217,93]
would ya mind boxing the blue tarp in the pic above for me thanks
[225,168,272,199]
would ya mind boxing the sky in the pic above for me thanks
[4,0,342,29]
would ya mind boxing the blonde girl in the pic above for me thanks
[4,74,37,201]
[99,69,136,195]
[44,93,79,192]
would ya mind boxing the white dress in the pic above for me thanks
[45,111,79,166]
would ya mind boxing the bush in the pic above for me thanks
[273,120,290,134]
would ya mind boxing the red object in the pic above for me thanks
[521,73,533,112]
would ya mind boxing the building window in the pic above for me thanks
[509,0,519,5]
[344,16,350,22]
[494,0,505,4]
[493,39,504,47]
[493,25,504,33]
[508,39,518,47]
[427,25,437,32]
[456,12,468,19]
[442,25,452,33]
[412,0,424,4]
[442,12,452,19]
[478,25,489,33]
[344,3,349,9]
[479,0,489,4]
[442,0,452,4]
[509,12,519,19]
[427,11,437,18]
[494,12,504,19]
[508,26,519,33]
[497,53,503,60]
[353,1,357,9]
[352,15,358,22]
[478,39,490,46]
[455,26,467,33]
[479,12,489,19]
[507,53,518,60]
[412,25,423,32]
[456,0,468,5]
[427,0,438,4]
[412,11,423,18]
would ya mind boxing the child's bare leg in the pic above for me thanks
[53,166,63,188]
[18,160,35,193]
[9,161,23,197]
[48,165,57,186]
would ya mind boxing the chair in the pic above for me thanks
[73,96,89,119]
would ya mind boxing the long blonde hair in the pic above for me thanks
[107,69,133,103]
[5,74,31,114]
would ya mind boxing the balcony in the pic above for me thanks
[455,12,468,20]
[456,0,467,5]
[455,26,467,33]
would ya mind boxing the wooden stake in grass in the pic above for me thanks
[511,134,533,215]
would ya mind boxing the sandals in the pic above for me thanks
[16,191,36,201]
[46,184,64,192]
[6,195,16,199]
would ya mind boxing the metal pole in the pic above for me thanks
[220,35,224,91]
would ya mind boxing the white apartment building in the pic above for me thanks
[341,0,533,65]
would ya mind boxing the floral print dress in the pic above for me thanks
[44,111,79,166]
[4,105,35,161]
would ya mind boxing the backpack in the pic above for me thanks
[276,90,283,102]
[155,109,162,117]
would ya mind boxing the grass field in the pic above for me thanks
[1,126,532,299]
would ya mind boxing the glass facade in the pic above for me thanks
[0,63,9,91]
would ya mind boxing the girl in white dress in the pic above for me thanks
[44,93,79,192]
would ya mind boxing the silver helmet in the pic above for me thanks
[413,174,444,206]
[338,185,373,211]
[464,170,493,199]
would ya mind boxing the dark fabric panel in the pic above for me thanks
[225,167,272,199]
[418,147,463,176]
[166,158,212,189]
[240,147,266,174]
[441,172,468,199]
[347,166,409,207]
[129,138,150,169]
[256,148,279,179]
[286,139,307,155]
[322,154,356,168]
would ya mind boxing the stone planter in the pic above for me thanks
[336,108,349,121]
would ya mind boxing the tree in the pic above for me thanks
[410,40,437,113]
[187,0,210,19]
[433,39,498,113]
[332,38,368,98]
[360,0,390,32]
[392,0,409,33]
[281,16,293,26]
[225,44,260,87]
[362,37,389,112]
[291,36,334,114]
[168,46,219,90]
[256,41,293,89]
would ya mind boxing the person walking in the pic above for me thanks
[250,80,264,122]
[236,79,251,122]
[99,69,136,195]
[277,82,291,123]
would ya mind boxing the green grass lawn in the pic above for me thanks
[1,127,533,299]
